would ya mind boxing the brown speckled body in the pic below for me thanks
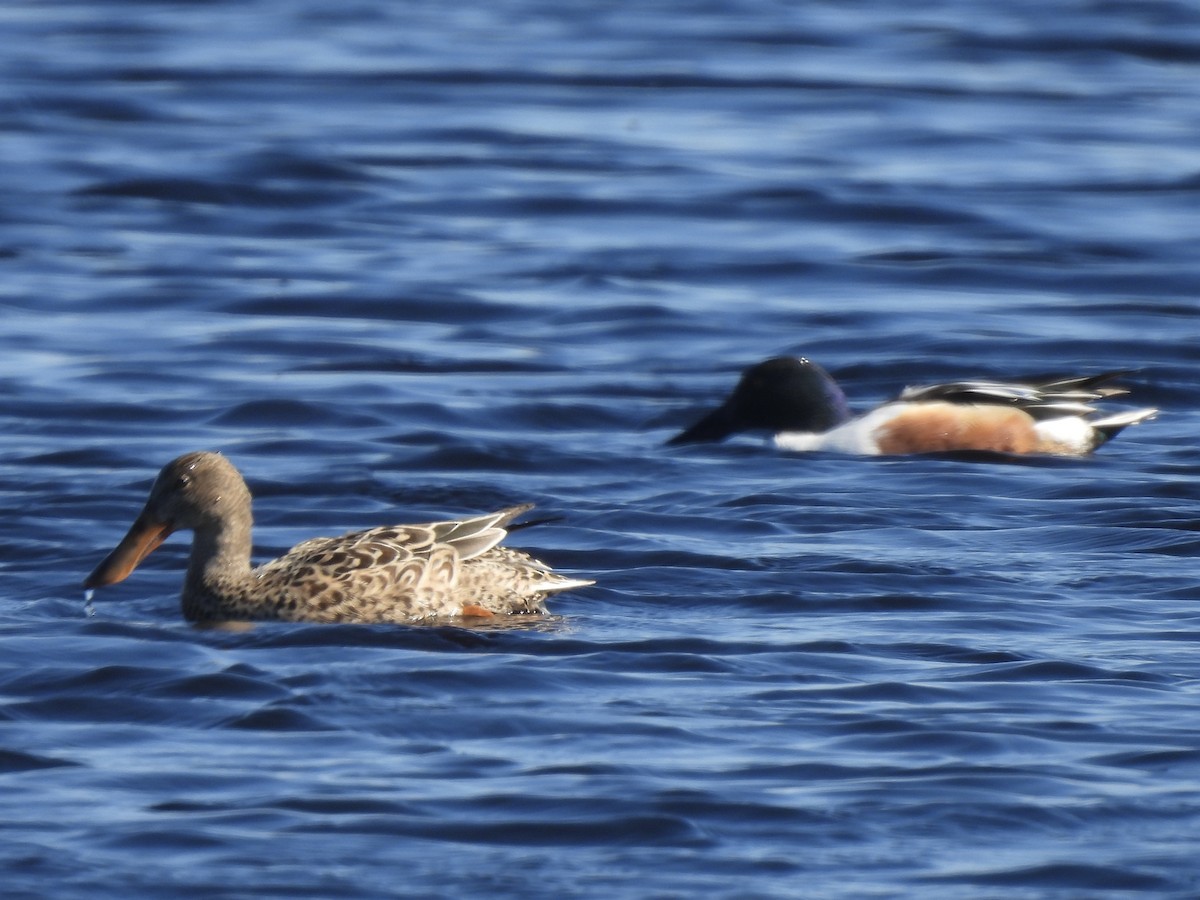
[85,452,592,624]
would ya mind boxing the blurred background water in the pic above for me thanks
[2,1,1200,897]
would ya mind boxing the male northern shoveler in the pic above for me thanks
[84,451,592,624]
[666,356,1156,456]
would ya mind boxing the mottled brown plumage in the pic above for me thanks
[84,452,592,624]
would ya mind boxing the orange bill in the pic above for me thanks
[84,511,175,588]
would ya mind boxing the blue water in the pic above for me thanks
[3,1,1200,896]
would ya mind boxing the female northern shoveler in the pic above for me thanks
[666,356,1156,456]
[84,451,592,624]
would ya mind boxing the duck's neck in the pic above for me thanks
[183,506,254,621]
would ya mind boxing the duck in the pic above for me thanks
[666,356,1156,456]
[83,451,592,624]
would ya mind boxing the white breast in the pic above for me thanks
[773,406,903,455]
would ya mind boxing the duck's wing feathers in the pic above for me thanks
[898,370,1135,421]
[258,505,535,584]
[424,504,534,560]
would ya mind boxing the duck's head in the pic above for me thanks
[666,356,852,445]
[84,451,248,588]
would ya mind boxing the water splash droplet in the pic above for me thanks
[83,589,96,618]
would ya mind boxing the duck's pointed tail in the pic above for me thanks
[1090,407,1158,445]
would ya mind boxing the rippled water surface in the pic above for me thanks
[3,1,1200,897]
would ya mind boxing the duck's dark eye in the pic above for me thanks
[176,473,192,490]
